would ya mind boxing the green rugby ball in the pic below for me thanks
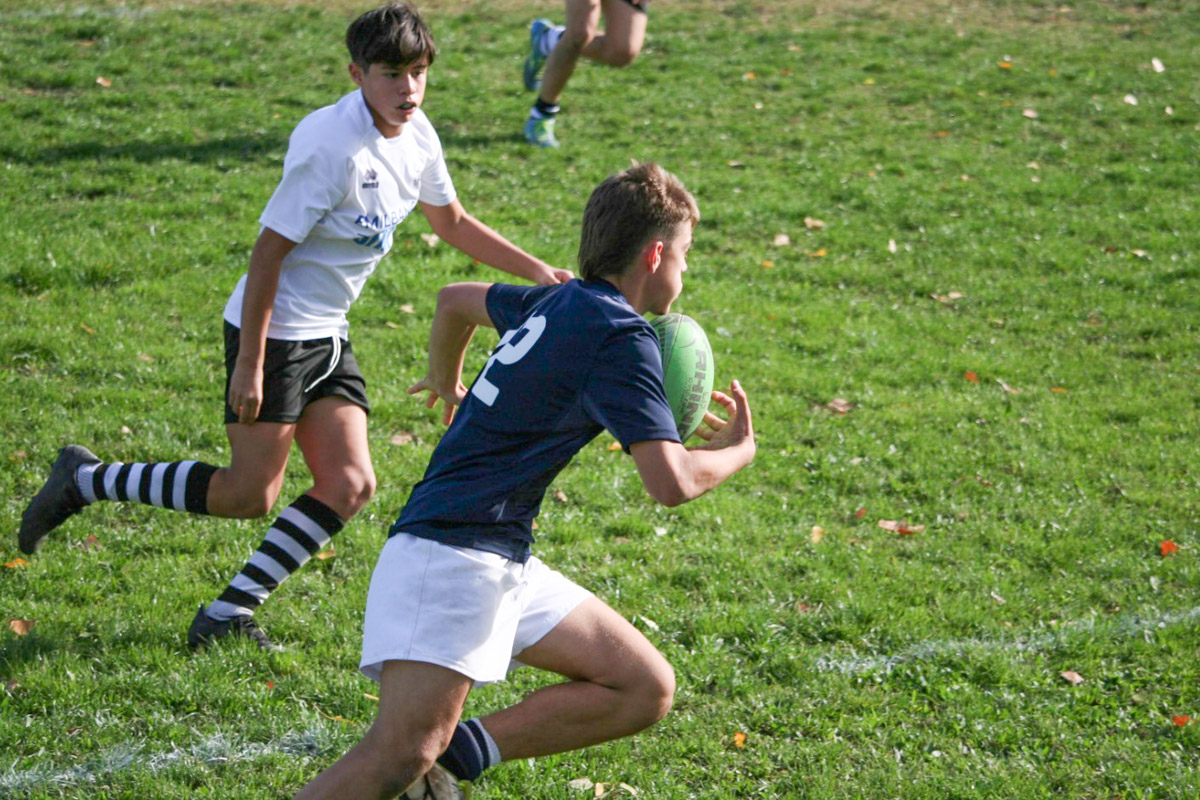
[651,313,715,441]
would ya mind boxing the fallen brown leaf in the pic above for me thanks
[1060,670,1084,685]
[8,619,35,636]
[826,398,853,414]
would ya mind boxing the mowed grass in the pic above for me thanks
[2,0,1200,797]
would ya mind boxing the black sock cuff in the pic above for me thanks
[534,97,561,116]
[292,494,345,534]
[184,462,220,515]
[437,721,485,782]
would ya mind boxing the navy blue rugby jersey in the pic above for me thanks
[392,279,682,562]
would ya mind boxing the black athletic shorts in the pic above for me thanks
[619,0,649,11]
[223,321,370,424]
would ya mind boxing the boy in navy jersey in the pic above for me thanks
[18,3,570,653]
[294,162,755,799]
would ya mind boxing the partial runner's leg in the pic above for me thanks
[294,660,472,800]
[479,596,675,760]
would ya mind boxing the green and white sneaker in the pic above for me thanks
[524,116,559,148]
[523,18,553,91]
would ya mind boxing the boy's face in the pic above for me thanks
[645,221,693,316]
[349,58,428,137]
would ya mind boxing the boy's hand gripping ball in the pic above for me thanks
[651,313,715,441]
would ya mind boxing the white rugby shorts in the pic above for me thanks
[360,533,592,684]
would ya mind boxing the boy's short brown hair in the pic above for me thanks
[579,163,700,282]
[346,3,436,69]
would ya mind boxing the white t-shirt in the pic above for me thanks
[224,90,457,341]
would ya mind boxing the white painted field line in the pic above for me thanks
[0,727,338,793]
[814,605,1200,675]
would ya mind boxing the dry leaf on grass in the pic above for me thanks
[803,216,826,231]
[554,488,569,503]
[8,619,35,636]
[390,431,415,446]
[3,558,27,569]
[315,547,336,561]
[733,731,748,749]
[879,519,925,535]
[1060,670,1085,685]
[96,76,112,87]
[1022,108,1038,119]
[419,233,439,247]
[1160,540,1179,557]
[965,371,980,383]
[810,526,825,544]
[773,233,791,246]
[825,398,853,414]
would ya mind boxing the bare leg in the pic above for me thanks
[294,660,472,800]
[205,421,295,518]
[540,0,648,104]
[294,397,376,521]
[479,597,675,759]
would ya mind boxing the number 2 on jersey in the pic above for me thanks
[471,315,547,406]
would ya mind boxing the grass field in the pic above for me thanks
[2,0,1200,797]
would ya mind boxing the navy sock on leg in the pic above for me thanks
[437,718,501,782]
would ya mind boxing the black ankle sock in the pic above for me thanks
[534,97,561,117]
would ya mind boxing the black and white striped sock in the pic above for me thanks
[76,460,218,514]
[206,494,343,621]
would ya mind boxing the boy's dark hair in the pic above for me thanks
[579,163,700,282]
[346,3,437,69]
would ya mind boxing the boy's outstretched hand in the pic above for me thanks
[407,375,467,426]
[690,380,755,454]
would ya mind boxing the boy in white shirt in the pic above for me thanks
[19,2,571,652]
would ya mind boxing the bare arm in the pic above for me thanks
[228,228,298,424]
[630,381,756,507]
[407,282,495,425]
[421,200,573,286]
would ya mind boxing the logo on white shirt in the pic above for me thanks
[362,169,379,189]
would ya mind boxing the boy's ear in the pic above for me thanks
[642,240,664,273]
[348,61,366,87]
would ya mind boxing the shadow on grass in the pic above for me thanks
[0,135,281,167]
[0,626,196,669]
